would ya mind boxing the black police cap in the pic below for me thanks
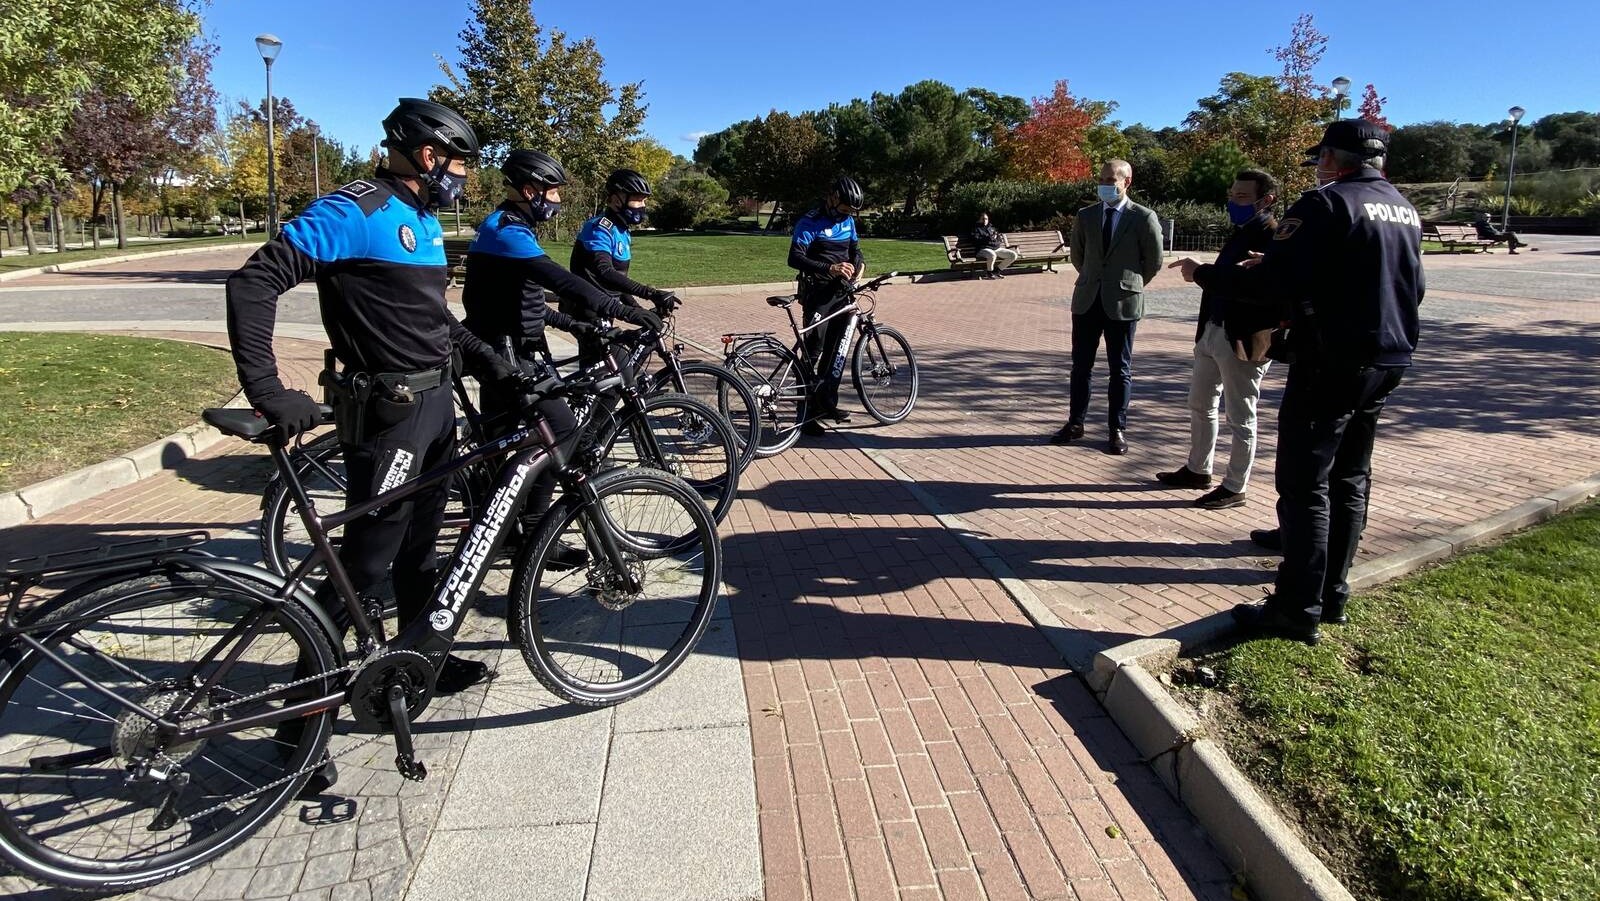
[1302,119,1389,163]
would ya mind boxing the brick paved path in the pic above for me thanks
[3,238,1597,899]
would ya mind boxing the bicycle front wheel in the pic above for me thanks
[0,566,339,892]
[852,324,919,424]
[507,467,721,706]
[726,342,808,457]
[648,361,761,475]
[595,392,739,527]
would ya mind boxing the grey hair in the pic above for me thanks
[1103,158,1133,179]
[1329,148,1384,171]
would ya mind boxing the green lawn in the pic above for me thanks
[538,232,947,287]
[0,234,266,273]
[1193,502,1600,900]
[0,333,240,492]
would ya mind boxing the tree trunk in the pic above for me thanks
[238,200,247,237]
[50,202,66,252]
[903,180,921,217]
[21,207,38,255]
[113,183,128,250]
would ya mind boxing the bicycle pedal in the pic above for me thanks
[394,754,428,782]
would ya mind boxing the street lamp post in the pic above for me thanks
[311,123,321,198]
[255,34,283,236]
[1503,105,1526,232]
[1330,76,1351,121]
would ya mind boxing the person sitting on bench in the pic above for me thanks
[971,213,1018,279]
[1473,211,1526,254]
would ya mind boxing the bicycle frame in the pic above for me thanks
[2,386,638,745]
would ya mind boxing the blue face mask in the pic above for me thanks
[618,205,646,226]
[527,199,560,223]
[409,151,465,209]
[1096,184,1122,205]
[1226,201,1259,226]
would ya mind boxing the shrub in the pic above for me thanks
[1151,200,1230,234]
[938,180,1097,234]
[651,174,731,231]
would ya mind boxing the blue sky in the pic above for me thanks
[205,0,1597,156]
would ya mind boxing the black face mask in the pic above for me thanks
[407,151,464,209]
[520,193,560,223]
[617,205,646,226]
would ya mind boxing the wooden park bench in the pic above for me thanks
[443,236,473,286]
[1422,222,1496,253]
[941,229,1069,276]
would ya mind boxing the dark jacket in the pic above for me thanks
[971,224,1002,250]
[1196,213,1278,343]
[1196,173,1424,368]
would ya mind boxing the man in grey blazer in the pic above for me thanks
[1052,159,1165,455]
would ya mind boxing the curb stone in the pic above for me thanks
[0,390,248,529]
[1090,469,1600,901]
[0,241,263,283]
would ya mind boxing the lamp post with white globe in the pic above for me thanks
[1330,76,1351,121]
[1503,105,1526,232]
[255,34,283,236]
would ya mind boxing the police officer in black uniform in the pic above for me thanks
[567,169,679,350]
[226,98,518,696]
[461,150,649,552]
[788,176,866,436]
[1172,119,1424,644]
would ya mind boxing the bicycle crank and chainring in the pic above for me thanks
[346,649,435,733]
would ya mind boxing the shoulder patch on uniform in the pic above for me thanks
[1273,219,1302,240]
[335,179,390,215]
[596,217,613,231]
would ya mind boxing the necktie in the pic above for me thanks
[1101,205,1116,256]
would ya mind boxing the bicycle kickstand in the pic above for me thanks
[388,683,428,782]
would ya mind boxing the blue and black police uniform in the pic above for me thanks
[226,171,503,625]
[787,207,864,414]
[461,202,634,518]
[568,212,670,318]
[1195,126,1424,629]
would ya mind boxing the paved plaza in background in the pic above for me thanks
[1,236,1597,899]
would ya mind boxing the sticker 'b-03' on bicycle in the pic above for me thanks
[722,271,920,456]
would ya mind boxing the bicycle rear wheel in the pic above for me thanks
[852,324,919,424]
[0,566,339,892]
[259,438,481,580]
[648,361,761,474]
[726,342,808,457]
[507,467,721,706]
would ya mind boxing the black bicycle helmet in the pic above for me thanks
[501,149,569,189]
[605,168,652,198]
[831,175,864,209]
[380,98,480,160]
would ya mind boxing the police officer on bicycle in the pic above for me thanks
[462,149,649,556]
[566,168,675,363]
[788,175,866,436]
[226,98,520,697]
[1171,119,1424,645]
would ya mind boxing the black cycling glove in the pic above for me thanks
[254,389,321,438]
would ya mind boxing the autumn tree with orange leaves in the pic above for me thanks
[1001,80,1107,182]
[1358,84,1390,130]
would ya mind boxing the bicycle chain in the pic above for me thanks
[156,659,368,824]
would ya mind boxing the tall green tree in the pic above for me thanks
[693,120,752,186]
[1532,112,1600,169]
[432,0,646,220]
[867,80,983,213]
[1387,122,1477,182]
[0,0,201,190]
[734,111,830,225]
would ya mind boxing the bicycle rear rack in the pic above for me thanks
[3,531,212,626]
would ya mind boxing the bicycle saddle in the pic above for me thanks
[766,296,796,308]
[203,405,334,441]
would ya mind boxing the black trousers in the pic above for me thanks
[337,382,456,627]
[1271,362,1406,614]
[801,291,854,413]
[1068,302,1139,430]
